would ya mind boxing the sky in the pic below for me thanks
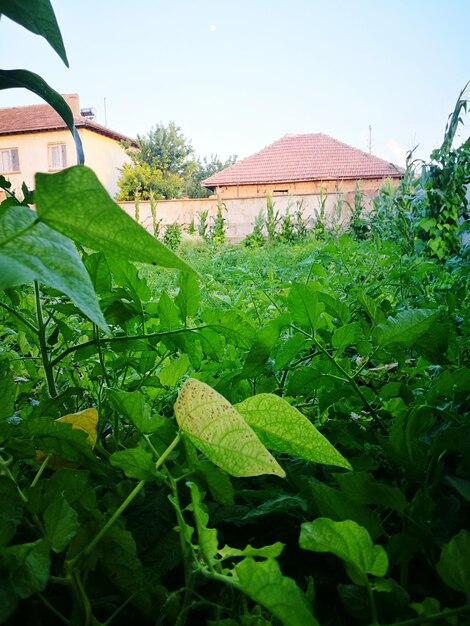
[1,0,469,167]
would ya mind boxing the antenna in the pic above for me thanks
[368,125,372,154]
[104,97,107,126]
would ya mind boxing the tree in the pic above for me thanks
[117,121,195,200]
[187,154,238,198]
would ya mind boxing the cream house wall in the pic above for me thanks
[78,129,130,197]
[0,129,76,193]
[0,128,129,197]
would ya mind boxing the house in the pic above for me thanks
[202,133,403,202]
[0,94,134,197]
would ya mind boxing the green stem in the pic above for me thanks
[0,300,39,334]
[93,323,111,387]
[378,603,470,626]
[34,282,58,397]
[102,591,140,626]
[367,582,379,626]
[37,592,70,625]
[0,451,28,503]
[70,432,182,567]
[30,454,51,488]
[50,325,211,367]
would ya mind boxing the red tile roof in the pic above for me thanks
[0,103,135,144]
[202,133,403,188]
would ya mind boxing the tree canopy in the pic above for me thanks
[116,122,236,201]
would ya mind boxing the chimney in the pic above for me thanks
[62,93,80,116]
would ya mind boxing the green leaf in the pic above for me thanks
[375,309,440,347]
[235,394,351,469]
[308,480,382,539]
[273,333,308,371]
[436,530,470,599]
[83,252,112,293]
[109,448,158,481]
[242,314,290,378]
[188,482,219,566]
[332,322,360,352]
[5,539,50,598]
[0,360,15,420]
[233,557,318,626]
[27,417,99,468]
[0,205,109,331]
[105,254,151,304]
[0,477,24,547]
[174,379,285,478]
[34,166,192,272]
[0,0,68,65]
[107,388,165,434]
[196,460,234,505]
[176,271,200,322]
[0,70,83,162]
[299,518,388,586]
[219,541,285,561]
[159,354,191,387]
[288,283,325,331]
[43,494,79,553]
[334,471,406,512]
[445,476,470,503]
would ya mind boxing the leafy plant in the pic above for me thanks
[210,197,227,245]
[163,222,182,251]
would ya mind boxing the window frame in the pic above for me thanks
[48,142,67,171]
[0,147,20,174]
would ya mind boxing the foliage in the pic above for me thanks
[187,154,238,199]
[163,222,182,251]
[243,210,266,248]
[371,85,469,259]
[117,122,195,201]
[1,4,470,626]
[210,198,227,245]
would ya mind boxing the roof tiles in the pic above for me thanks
[0,103,134,144]
[202,133,403,187]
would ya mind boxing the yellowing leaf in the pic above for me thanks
[36,408,98,469]
[174,379,285,478]
[56,408,99,448]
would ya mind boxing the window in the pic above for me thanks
[48,143,67,170]
[0,148,20,173]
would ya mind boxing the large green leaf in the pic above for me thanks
[109,448,158,481]
[299,518,388,586]
[43,494,79,553]
[374,309,440,347]
[176,271,200,322]
[0,0,68,65]
[34,166,193,272]
[288,283,326,331]
[4,539,50,598]
[0,70,83,163]
[235,394,351,469]
[233,557,318,626]
[436,530,470,599]
[174,378,285,478]
[107,388,165,434]
[0,361,15,420]
[0,205,108,331]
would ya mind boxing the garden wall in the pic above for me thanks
[118,183,382,242]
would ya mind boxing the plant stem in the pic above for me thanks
[0,300,39,334]
[367,582,379,626]
[37,592,70,625]
[50,325,211,367]
[34,282,58,397]
[30,454,50,488]
[93,323,111,387]
[71,432,181,567]
[378,603,470,626]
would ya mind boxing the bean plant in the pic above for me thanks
[0,3,469,626]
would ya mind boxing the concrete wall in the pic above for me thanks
[118,180,390,242]
[0,128,129,197]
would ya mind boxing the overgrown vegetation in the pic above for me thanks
[0,4,469,626]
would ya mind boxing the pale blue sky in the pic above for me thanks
[1,1,469,166]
